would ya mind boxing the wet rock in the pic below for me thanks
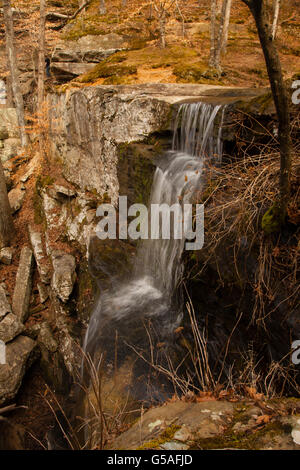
[0,313,24,343]
[0,284,11,319]
[8,187,25,213]
[12,247,34,322]
[51,250,76,303]
[0,247,13,265]
[28,226,51,284]
[0,335,37,405]
[49,84,263,202]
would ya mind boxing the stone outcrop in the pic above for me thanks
[0,335,36,405]
[49,84,265,204]
[111,398,300,450]
[0,247,13,265]
[0,313,24,343]
[0,108,21,163]
[28,226,51,284]
[51,250,76,303]
[8,186,25,213]
[12,247,34,322]
[51,34,127,81]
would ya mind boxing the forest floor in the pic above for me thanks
[0,0,299,90]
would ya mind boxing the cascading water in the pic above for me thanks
[84,102,225,398]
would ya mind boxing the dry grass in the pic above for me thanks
[190,109,300,328]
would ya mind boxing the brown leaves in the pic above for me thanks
[256,414,270,425]
[174,326,184,334]
[244,386,264,402]
[287,203,300,226]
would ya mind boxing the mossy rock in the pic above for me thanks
[173,63,221,83]
[137,425,181,450]
[78,61,137,84]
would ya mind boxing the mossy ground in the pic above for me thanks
[56,0,300,90]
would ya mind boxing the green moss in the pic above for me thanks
[173,64,222,83]
[78,59,137,83]
[246,91,274,114]
[193,420,291,450]
[261,203,284,234]
[137,425,181,450]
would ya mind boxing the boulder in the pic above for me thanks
[0,247,13,265]
[0,109,19,138]
[12,247,34,322]
[0,335,36,405]
[0,138,21,163]
[50,34,127,82]
[0,313,24,343]
[28,226,51,284]
[52,34,126,63]
[8,187,25,213]
[51,250,76,303]
[50,62,96,81]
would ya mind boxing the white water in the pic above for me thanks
[84,102,225,357]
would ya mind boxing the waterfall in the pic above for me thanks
[84,102,225,370]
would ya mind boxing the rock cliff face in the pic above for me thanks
[48,84,264,204]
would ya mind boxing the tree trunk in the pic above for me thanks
[214,0,232,70]
[5,74,13,107]
[271,0,280,40]
[220,0,232,53]
[242,0,292,223]
[38,0,46,113]
[209,0,217,68]
[159,9,166,48]
[0,161,14,249]
[3,0,27,147]
[99,0,106,15]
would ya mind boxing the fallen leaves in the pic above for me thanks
[256,414,270,425]
[244,386,264,402]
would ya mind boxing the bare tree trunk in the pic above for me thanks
[209,0,217,67]
[159,9,166,48]
[3,0,27,147]
[38,0,46,159]
[99,0,106,15]
[38,0,46,113]
[220,0,232,53]
[271,0,280,40]
[0,160,14,249]
[214,0,232,71]
[242,0,292,224]
[5,74,13,107]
